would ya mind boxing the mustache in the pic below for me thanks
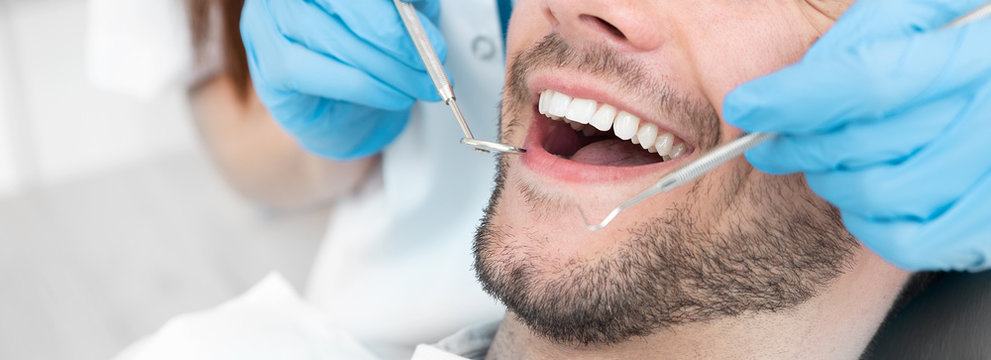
[504,33,722,150]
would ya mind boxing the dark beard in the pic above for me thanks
[472,35,860,346]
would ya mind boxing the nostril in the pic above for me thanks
[580,14,626,40]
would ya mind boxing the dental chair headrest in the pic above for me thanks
[863,271,991,359]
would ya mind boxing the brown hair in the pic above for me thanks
[186,0,251,101]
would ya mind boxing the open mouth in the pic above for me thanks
[534,89,691,167]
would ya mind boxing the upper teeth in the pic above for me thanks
[538,89,687,159]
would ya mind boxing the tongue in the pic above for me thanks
[571,139,662,166]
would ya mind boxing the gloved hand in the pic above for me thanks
[240,0,445,160]
[723,0,991,271]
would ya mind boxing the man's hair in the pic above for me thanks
[186,0,252,100]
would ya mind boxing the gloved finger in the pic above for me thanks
[744,94,969,175]
[266,0,440,102]
[241,0,415,110]
[402,0,441,23]
[843,167,991,271]
[269,44,417,111]
[806,0,991,61]
[314,0,447,73]
[725,17,991,135]
[287,103,411,161]
[804,86,991,220]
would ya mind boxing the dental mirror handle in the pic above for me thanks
[393,0,474,140]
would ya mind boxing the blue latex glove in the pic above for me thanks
[240,0,445,160]
[723,0,991,271]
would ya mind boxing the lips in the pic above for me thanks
[520,71,694,183]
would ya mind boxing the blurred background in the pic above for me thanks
[0,0,326,358]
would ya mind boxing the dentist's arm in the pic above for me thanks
[723,0,991,271]
[189,73,377,211]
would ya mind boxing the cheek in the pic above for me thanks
[675,5,822,117]
[506,1,552,58]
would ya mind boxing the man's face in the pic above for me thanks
[474,0,860,345]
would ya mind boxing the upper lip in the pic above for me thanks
[525,71,696,151]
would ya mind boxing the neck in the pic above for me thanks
[486,250,910,360]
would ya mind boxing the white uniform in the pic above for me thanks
[305,0,507,356]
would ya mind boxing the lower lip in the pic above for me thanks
[520,106,687,183]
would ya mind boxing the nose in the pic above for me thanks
[542,0,666,51]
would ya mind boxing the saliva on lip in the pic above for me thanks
[538,89,686,160]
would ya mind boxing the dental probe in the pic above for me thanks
[580,2,991,231]
[393,0,526,155]
[579,132,775,231]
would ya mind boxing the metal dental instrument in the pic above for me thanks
[580,2,991,231]
[394,0,526,155]
[579,132,775,231]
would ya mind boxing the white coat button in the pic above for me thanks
[471,36,497,61]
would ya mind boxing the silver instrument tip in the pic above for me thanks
[578,206,619,231]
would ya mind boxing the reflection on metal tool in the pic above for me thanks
[580,2,991,231]
[579,133,775,231]
[393,0,525,155]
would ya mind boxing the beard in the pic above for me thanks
[473,34,860,345]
